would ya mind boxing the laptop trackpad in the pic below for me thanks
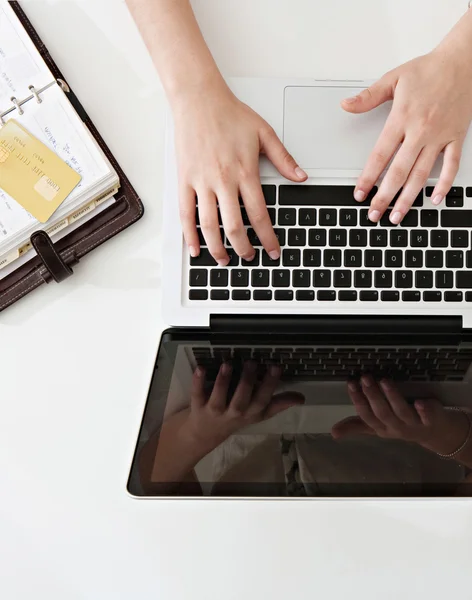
[283,86,392,172]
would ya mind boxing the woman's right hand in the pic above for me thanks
[173,83,307,265]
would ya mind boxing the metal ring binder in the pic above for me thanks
[0,80,56,124]
[28,85,42,104]
[10,96,24,115]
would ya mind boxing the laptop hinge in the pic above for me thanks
[210,315,463,336]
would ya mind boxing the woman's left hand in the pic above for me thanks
[342,16,472,225]
[332,376,470,456]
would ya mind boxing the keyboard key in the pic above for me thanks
[279,185,356,206]
[309,229,327,246]
[403,291,421,302]
[467,188,472,198]
[371,229,388,247]
[242,249,260,266]
[278,208,296,226]
[247,229,262,246]
[380,211,397,227]
[339,291,357,301]
[293,270,311,288]
[254,290,272,301]
[424,291,442,302]
[210,269,228,287]
[340,209,357,226]
[365,250,382,267]
[324,249,342,267]
[261,252,280,267]
[452,230,469,248]
[344,249,362,267]
[189,289,208,300]
[386,250,403,268]
[189,269,208,287]
[288,229,307,246]
[425,187,435,197]
[431,230,448,248]
[275,290,294,301]
[318,291,336,301]
[445,292,463,303]
[360,291,379,301]
[390,230,407,247]
[224,249,240,267]
[211,289,229,301]
[421,210,439,227]
[303,249,322,267]
[400,210,418,228]
[456,271,472,289]
[313,270,331,287]
[466,292,472,302]
[446,189,464,207]
[392,189,423,208]
[395,270,413,288]
[283,249,301,267]
[329,229,347,246]
[441,210,472,227]
[446,251,463,268]
[350,230,368,247]
[334,270,352,288]
[467,252,472,269]
[190,249,217,267]
[406,250,423,268]
[416,271,434,289]
[381,291,400,302]
[273,229,286,246]
[296,290,314,301]
[425,250,443,268]
[319,209,337,226]
[232,290,251,301]
[354,270,372,288]
[197,228,206,246]
[251,270,270,287]
[436,271,454,289]
[262,185,276,205]
[272,270,291,287]
[411,230,428,247]
[360,209,377,227]
[375,270,393,288]
[299,208,316,225]
[231,269,249,287]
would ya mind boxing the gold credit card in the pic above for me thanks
[0,119,82,223]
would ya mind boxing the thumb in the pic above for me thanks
[341,71,397,114]
[331,416,374,440]
[259,126,308,182]
[265,392,305,419]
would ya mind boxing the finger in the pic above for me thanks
[229,361,258,414]
[430,141,463,206]
[246,365,282,417]
[217,187,255,261]
[179,185,200,258]
[240,177,280,260]
[347,380,385,432]
[353,116,403,203]
[379,379,420,426]
[264,392,305,419]
[207,363,233,413]
[341,71,397,114]
[259,126,307,182]
[414,398,444,427]
[197,190,229,266]
[191,367,206,408]
[360,375,399,429]
[390,146,440,224]
[331,416,374,440]
[367,139,423,223]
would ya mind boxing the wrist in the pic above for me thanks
[168,72,232,114]
[433,9,472,68]
[421,410,471,456]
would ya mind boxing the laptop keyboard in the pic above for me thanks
[189,184,472,303]
[192,345,472,382]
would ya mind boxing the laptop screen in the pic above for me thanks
[127,329,472,498]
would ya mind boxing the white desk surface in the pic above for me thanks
[1,1,472,598]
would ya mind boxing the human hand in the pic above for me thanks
[332,376,470,456]
[174,85,307,265]
[342,45,472,225]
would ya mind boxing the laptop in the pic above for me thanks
[127,79,472,498]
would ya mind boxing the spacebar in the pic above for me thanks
[441,211,472,227]
[279,185,358,206]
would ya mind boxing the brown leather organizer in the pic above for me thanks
[0,1,144,312]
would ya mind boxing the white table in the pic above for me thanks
[1,1,472,598]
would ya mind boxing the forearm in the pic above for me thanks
[125,0,228,106]
[435,8,472,63]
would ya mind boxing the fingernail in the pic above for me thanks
[243,254,256,263]
[390,211,402,225]
[295,167,307,179]
[348,381,359,392]
[195,367,204,378]
[269,250,280,260]
[369,209,381,222]
[344,96,358,104]
[432,194,444,206]
[361,375,372,387]
[222,363,232,376]
[354,190,366,202]
[380,379,392,390]
[217,257,230,267]
[189,246,198,257]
